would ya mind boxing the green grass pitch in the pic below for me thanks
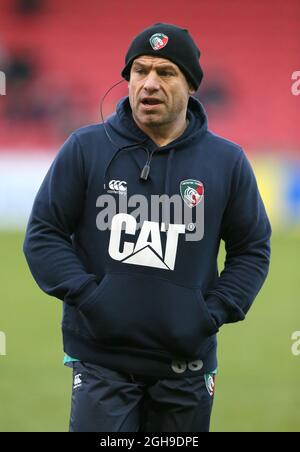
[0,231,299,431]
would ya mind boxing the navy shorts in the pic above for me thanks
[68,361,216,432]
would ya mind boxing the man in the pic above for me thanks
[23,23,271,432]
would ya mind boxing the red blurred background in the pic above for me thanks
[0,0,299,153]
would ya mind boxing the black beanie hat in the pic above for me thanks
[121,23,203,90]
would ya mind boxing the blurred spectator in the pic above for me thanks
[5,49,36,86]
[195,68,236,117]
[1,43,93,141]
[3,48,39,120]
[0,42,10,68]
[14,0,45,16]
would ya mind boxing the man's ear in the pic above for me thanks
[188,83,196,96]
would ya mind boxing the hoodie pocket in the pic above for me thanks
[79,272,218,359]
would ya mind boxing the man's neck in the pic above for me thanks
[134,117,189,147]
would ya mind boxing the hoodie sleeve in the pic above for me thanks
[23,133,98,306]
[206,149,271,328]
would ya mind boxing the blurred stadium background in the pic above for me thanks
[0,0,299,432]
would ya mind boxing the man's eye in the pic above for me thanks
[159,71,174,77]
[135,68,146,74]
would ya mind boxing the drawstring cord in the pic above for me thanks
[163,149,175,231]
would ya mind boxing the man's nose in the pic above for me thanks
[143,71,160,92]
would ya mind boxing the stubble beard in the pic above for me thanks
[135,105,177,130]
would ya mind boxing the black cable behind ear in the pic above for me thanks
[99,79,126,149]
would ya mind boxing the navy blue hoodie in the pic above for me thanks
[23,96,271,378]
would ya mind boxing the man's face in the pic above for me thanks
[128,55,195,129]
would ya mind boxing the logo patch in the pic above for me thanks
[149,33,169,51]
[73,373,82,390]
[171,359,204,374]
[204,373,216,396]
[107,180,127,195]
[180,179,204,208]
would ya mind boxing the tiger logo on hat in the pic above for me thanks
[149,33,169,50]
